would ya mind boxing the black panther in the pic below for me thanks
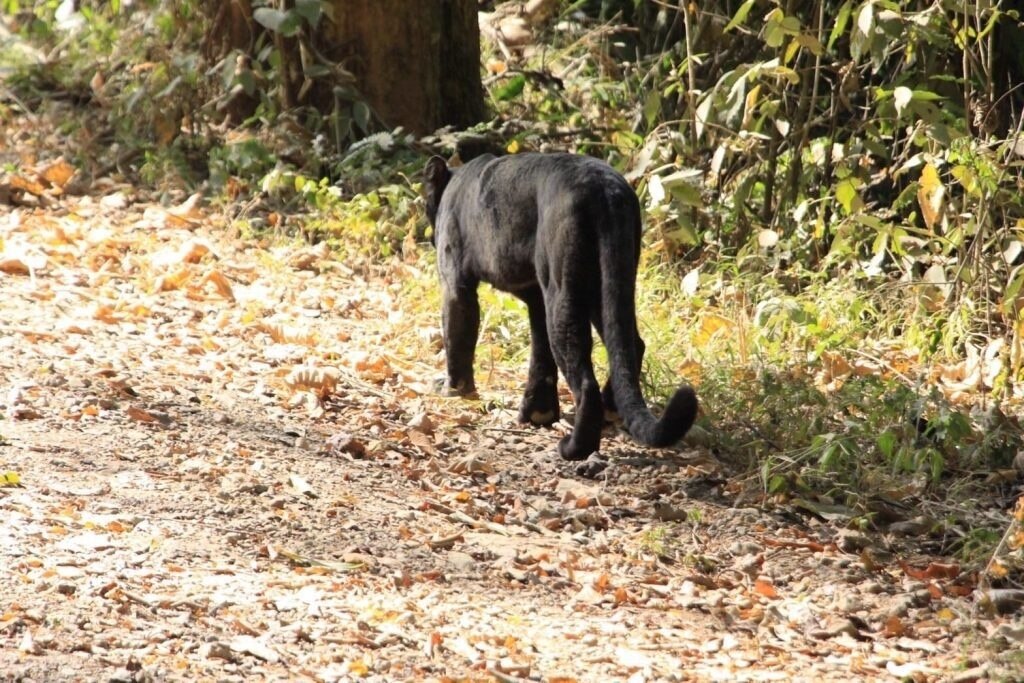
[423,152,697,460]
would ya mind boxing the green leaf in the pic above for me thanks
[303,63,332,78]
[643,89,661,128]
[353,101,370,133]
[1003,265,1024,312]
[767,474,789,494]
[950,164,979,196]
[695,93,713,140]
[253,7,287,31]
[781,16,801,34]
[829,1,853,51]
[295,0,323,26]
[493,74,526,101]
[850,27,866,62]
[667,181,703,207]
[764,8,786,47]
[155,75,182,100]
[835,178,861,214]
[857,2,874,36]
[254,7,303,37]
[876,430,897,458]
[795,33,825,56]
[765,22,786,48]
[724,0,756,32]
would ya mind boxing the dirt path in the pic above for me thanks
[0,176,1018,681]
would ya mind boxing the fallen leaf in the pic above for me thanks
[229,635,279,663]
[753,578,779,599]
[203,270,235,301]
[883,615,906,637]
[289,474,318,498]
[899,560,960,581]
[40,158,76,188]
[286,365,340,398]
[126,405,172,426]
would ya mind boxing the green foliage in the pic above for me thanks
[1,0,384,200]
[474,3,1024,527]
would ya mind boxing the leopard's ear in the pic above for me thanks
[424,156,450,187]
[423,156,452,229]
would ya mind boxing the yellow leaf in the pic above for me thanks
[346,659,369,676]
[93,305,122,324]
[1,471,22,487]
[743,84,762,129]
[917,163,945,230]
[693,313,735,348]
[989,559,1009,579]
[155,267,192,292]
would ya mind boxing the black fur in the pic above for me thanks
[423,153,697,460]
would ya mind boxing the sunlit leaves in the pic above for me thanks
[916,163,945,231]
[492,74,526,101]
[856,1,874,36]
[835,177,863,215]
[828,0,853,50]
[252,1,324,37]
[764,8,801,48]
[893,86,912,117]
[724,0,756,32]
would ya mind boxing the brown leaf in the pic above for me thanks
[93,305,122,324]
[327,432,367,458]
[448,453,494,475]
[899,560,960,581]
[39,158,76,188]
[155,266,191,292]
[9,174,47,196]
[257,321,314,345]
[407,429,437,456]
[179,239,212,264]
[753,578,779,599]
[762,537,828,553]
[0,258,30,275]
[883,615,906,637]
[126,405,172,426]
[286,365,340,398]
[203,270,235,301]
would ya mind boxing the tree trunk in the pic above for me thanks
[322,0,485,135]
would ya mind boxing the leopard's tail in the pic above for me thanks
[598,193,698,448]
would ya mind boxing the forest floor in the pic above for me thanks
[2,126,1023,683]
